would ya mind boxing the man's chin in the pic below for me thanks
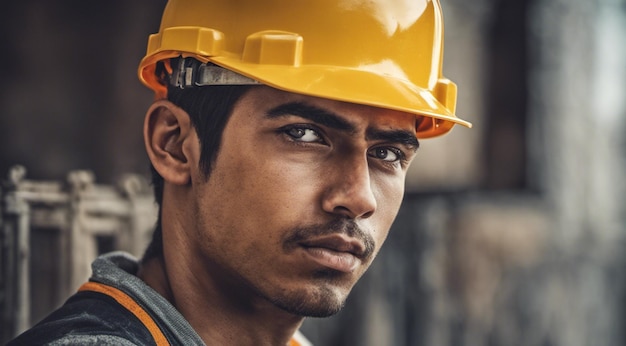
[270,285,349,318]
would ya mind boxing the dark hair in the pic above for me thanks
[142,59,252,262]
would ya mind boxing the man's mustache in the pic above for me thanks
[283,218,375,261]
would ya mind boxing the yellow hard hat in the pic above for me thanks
[138,0,472,138]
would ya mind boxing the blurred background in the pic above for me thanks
[1,0,625,345]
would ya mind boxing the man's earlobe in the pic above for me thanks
[144,100,194,185]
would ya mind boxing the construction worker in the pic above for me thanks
[9,0,471,345]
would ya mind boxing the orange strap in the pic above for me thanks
[78,281,170,346]
[79,281,305,346]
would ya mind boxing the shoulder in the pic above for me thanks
[44,334,138,346]
[8,291,155,346]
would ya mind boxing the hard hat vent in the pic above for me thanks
[148,27,225,57]
[242,31,303,66]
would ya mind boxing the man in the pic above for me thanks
[9,0,471,345]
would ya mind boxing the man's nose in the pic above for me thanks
[321,155,377,219]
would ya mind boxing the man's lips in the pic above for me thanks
[283,218,375,273]
[299,235,367,273]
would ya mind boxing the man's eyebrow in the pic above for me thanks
[267,101,419,149]
[266,102,356,132]
[366,128,420,151]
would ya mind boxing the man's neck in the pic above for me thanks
[137,255,174,302]
[137,254,305,346]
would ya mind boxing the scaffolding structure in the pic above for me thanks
[0,166,157,343]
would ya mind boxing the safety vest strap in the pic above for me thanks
[78,281,170,346]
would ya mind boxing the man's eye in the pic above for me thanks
[368,147,403,162]
[286,127,323,143]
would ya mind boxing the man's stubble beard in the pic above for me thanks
[267,219,375,317]
[195,208,376,318]
[265,269,351,317]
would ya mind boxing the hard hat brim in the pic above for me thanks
[210,57,472,138]
[139,52,472,138]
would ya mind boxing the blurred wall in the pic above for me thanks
[0,0,162,183]
[1,0,625,345]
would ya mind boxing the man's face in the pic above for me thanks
[185,86,419,317]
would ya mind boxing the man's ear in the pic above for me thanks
[144,100,195,185]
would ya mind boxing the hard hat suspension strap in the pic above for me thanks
[170,58,260,89]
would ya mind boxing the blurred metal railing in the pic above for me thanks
[0,166,157,343]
